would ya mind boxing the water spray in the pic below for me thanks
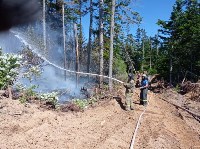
[12,31,124,85]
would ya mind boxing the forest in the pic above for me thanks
[44,0,200,87]
[1,0,199,91]
[0,1,200,148]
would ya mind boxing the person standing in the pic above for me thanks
[140,74,149,106]
[124,73,135,111]
[136,71,141,87]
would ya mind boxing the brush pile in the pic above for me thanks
[180,81,200,102]
[148,74,168,93]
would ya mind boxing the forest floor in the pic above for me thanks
[0,89,200,149]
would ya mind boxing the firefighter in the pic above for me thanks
[136,71,142,87]
[140,74,149,106]
[124,73,135,111]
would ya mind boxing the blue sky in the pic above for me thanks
[132,0,176,36]
[82,0,176,38]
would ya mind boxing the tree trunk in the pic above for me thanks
[74,24,79,87]
[8,86,12,99]
[99,0,104,87]
[108,0,115,91]
[79,0,83,62]
[156,33,159,56]
[149,38,152,69]
[62,3,67,80]
[87,0,93,78]
[142,39,144,71]
[170,55,173,86]
[43,0,47,52]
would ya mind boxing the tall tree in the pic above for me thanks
[157,0,200,82]
[87,0,93,76]
[99,0,104,87]
[108,0,116,90]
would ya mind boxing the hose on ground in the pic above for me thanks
[129,92,151,149]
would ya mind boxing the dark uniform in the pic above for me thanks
[140,74,148,106]
[124,74,135,111]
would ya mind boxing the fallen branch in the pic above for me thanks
[160,96,200,122]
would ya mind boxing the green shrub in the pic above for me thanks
[113,56,127,82]
[88,97,97,105]
[16,84,38,103]
[148,68,157,75]
[174,84,180,92]
[40,92,59,106]
[72,99,89,110]
[0,50,22,89]
[22,66,42,81]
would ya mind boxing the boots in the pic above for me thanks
[140,100,143,105]
[125,105,134,111]
[140,100,147,106]
[143,101,147,106]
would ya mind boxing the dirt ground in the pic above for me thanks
[0,89,200,149]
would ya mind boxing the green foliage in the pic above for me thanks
[88,97,98,105]
[40,92,59,106]
[72,99,89,110]
[0,47,42,90]
[16,84,38,103]
[16,84,59,107]
[113,55,127,75]
[113,55,127,81]
[148,68,157,75]
[103,84,109,91]
[154,55,170,80]
[157,0,200,82]
[22,66,42,81]
[72,96,100,110]
[0,51,22,89]
[20,47,43,81]
[174,84,181,92]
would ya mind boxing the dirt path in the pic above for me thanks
[134,92,200,149]
[0,90,199,149]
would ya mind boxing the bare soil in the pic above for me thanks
[0,90,200,149]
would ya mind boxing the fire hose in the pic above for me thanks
[129,90,150,149]
[130,106,147,149]
[129,92,200,149]
[16,33,126,85]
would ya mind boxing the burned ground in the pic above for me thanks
[0,89,199,149]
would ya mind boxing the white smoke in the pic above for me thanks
[0,28,85,102]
